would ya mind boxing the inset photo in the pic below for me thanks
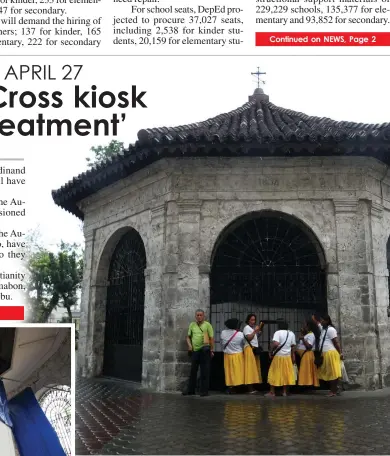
[0,325,73,456]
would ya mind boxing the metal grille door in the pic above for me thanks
[103,229,146,381]
[211,270,326,351]
[209,212,327,389]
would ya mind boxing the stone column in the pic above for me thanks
[326,262,340,325]
[160,200,202,391]
[368,201,390,387]
[198,264,211,316]
[79,229,112,378]
[159,201,178,391]
[78,229,97,377]
[333,199,380,388]
[142,205,165,389]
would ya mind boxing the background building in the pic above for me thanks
[53,87,390,391]
[48,306,81,332]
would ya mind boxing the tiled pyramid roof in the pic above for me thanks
[137,95,390,146]
[52,90,390,219]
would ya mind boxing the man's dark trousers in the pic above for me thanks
[187,347,211,394]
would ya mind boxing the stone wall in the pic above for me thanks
[378,206,390,386]
[78,156,390,391]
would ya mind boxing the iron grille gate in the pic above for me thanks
[209,213,327,390]
[210,269,327,351]
[103,229,146,382]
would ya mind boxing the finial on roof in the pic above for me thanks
[251,67,266,89]
[249,67,269,102]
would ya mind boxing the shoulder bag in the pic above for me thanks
[223,330,239,351]
[197,323,211,352]
[269,330,290,360]
[314,327,328,367]
[245,334,263,356]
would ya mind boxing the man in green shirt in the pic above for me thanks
[182,309,214,397]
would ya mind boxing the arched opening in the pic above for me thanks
[39,385,71,456]
[102,228,147,382]
[209,211,327,389]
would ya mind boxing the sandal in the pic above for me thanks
[264,392,275,397]
[326,392,336,397]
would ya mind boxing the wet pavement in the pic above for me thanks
[76,377,390,455]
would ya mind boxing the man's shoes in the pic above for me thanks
[182,391,195,396]
[199,392,209,397]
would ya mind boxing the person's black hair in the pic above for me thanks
[278,321,288,330]
[245,313,256,325]
[225,318,241,330]
[321,314,334,327]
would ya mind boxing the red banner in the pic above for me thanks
[0,306,25,320]
[255,32,390,46]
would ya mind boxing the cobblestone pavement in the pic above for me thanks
[76,377,390,455]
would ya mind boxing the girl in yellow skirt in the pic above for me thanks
[298,320,321,387]
[317,315,343,397]
[266,321,296,397]
[243,314,263,393]
[221,318,245,393]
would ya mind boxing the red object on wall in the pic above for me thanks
[0,306,25,320]
[255,32,390,46]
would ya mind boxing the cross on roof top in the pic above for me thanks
[251,67,266,89]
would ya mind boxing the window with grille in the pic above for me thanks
[39,385,71,456]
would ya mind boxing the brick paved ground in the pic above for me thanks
[76,377,390,455]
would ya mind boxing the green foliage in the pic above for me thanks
[25,238,83,323]
[86,140,124,168]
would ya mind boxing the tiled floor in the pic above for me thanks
[76,377,390,455]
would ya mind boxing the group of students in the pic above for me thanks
[221,313,344,397]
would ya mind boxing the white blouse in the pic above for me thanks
[272,330,296,356]
[296,339,306,350]
[221,329,245,354]
[243,324,259,348]
[304,332,316,349]
[319,326,338,352]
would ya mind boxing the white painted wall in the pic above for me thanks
[0,421,16,456]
